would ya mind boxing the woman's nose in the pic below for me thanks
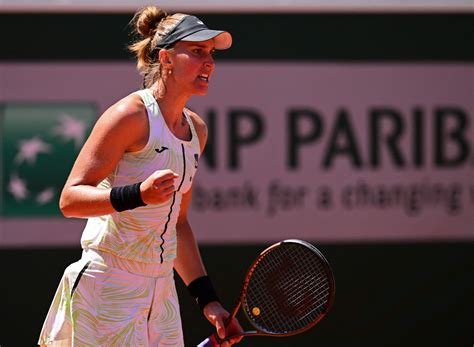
[204,54,215,68]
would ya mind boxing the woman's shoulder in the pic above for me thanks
[98,92,148,127]
[109,92,147,118]
[93,93,149,145]
[184,107,206,129]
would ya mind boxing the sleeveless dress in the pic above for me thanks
[38,89,201,346]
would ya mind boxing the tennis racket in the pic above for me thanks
[197,239,335,346]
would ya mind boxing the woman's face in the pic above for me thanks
[166,39,216,96]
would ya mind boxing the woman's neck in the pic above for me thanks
[151,82,189,122]
[150,81,191,136]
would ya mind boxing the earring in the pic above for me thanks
[168,69,172,75]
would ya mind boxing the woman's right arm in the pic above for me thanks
[59,94,150,218]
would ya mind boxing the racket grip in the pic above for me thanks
[197,334,219,347]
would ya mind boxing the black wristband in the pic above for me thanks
[187,275,220,311]
[110,182,147,212]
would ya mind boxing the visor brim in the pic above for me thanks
[180,30,232,50]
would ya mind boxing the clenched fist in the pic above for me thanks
[140,169,180,204]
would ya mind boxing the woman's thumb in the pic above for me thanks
[215,318,226,340]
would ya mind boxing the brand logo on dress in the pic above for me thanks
[155,146,168,153]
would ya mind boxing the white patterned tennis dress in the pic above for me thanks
[38,89,201,346]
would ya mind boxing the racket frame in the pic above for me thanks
[222,239,336,340]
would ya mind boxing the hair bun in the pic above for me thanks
[134,6,168,38]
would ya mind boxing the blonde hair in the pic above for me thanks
[128,6,186,88]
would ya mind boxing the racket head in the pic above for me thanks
[239,239,335,336]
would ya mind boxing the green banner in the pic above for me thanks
[1,103,96,216]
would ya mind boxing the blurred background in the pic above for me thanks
[0,1,473,346]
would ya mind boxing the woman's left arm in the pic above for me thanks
[174,189,206,285]
[174,110,242,346]
[174,189,242,346]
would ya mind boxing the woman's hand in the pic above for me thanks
[203,301,244,346]
[140,169,179,204]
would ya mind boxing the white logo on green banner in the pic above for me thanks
[1,103,96,216]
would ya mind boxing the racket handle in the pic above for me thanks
[197,334,219,347]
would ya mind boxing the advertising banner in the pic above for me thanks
[0,62,472,246]
[1,103,96,216]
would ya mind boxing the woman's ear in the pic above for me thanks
[159,49,173,70]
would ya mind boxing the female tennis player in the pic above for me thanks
[38,6,242,346]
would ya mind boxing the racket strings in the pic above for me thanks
[285,263,330,307]
[243,243,333,334]
[285,272,329,314]
[246,253,324,332]
[275,251,330,325]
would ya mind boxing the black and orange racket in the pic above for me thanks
[197,239,335,346]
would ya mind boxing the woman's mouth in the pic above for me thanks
[197,73,209,82]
